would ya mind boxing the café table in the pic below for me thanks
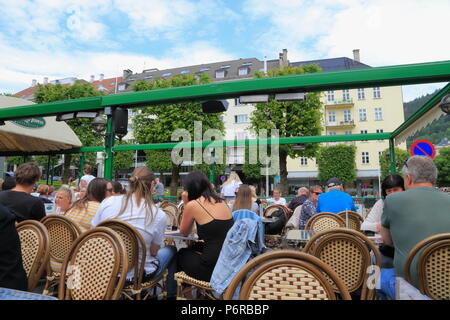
[281,229,317,249]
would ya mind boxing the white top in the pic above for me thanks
[286,204,302,229]
[221,182,242,197]
[360,198,384,232]
[92,195,167,278]
[80,174,96,187]
[267,197,287,206]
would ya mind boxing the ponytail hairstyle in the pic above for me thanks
[68,178,109,211]
[116,166,156,226]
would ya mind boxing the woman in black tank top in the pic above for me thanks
[177,171,234,281]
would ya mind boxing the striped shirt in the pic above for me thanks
[65,201,100,233]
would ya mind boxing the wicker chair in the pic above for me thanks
[174,271,218,300]
[16,220,50,292]
[404,233,450,300]
[58,227,128,300]
[223,250,351,300]
[97,219,167,300]
[303,228,381,300]
[41,215,81,296]
[161,202,178,219]
[305,212,345,232]
[337,211,364,231]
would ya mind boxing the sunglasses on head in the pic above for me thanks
[106,188,113,192]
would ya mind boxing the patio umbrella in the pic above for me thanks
[0,96,82,153]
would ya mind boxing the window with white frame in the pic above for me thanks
[375,107,383,120]
[327,91,335,102]
[328,131,337,135]
[118,84,126,91]
[344,110,352,122]
[234,98,244,106]
[376,129,384,133]
[215,70,225,78]
[360,130,368,134]
[300,157,308,166]
[238,68,249,76]
[234,114,248,123]
[342,89,350,101]
[345,130,352,135]
[358,88,365,100]
[328,111,336,123]
[373,87,381,98]
[362,152,370,164]
[359,108,367,121]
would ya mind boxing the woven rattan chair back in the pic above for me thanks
[404,233,450,300]
[224,250,351,300]
[162,203,178,218]
[162,208,178,228]
[305,213,345,232]
[337,211,364,231]
[263,204,287,218]
[303,228,380,299]
[41,215,81,270]
[16,220,50,291]
[58,227,128,300]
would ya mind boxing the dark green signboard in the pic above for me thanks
[11,118,46,129]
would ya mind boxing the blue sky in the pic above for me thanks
[0,0,449,101]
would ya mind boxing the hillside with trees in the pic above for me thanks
[403,89,450,147]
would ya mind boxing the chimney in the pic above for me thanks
[279,49,289,68]
[43,77,48,85]
[353,49,360,62]
[99,73,104,81]
[123,69,133,79]
[31,79,37,87]
[90,75,95,82]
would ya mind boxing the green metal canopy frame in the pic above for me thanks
[0,60,449,180]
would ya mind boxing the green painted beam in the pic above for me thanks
[390,82,450,139]
[0,60,449,121]
[113,133,390,151]
[0,146,103,157]
[0,96,102,121]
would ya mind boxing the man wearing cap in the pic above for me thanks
[316,178,356,214]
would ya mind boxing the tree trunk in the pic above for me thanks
[170,164,180,196]
[279,149,289,196]
[62,154,72,184]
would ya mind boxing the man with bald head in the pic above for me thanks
[288,187,309,211]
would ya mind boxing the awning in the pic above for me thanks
[392,83,449,145]
[0,96,82,152]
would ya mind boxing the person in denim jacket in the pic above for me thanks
[210,217,264,296]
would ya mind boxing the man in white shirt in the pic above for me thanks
[263,188,287,206]
[79,164,96,188]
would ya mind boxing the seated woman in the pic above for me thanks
[65,178,110,233]
[232,184,259,214]
[178,171,234,282]
[92,167,177,298]
[37,184,53,204]
[54,185,74,214]
[361,174,405,233]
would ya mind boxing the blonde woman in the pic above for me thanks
[92,167,177,298]
[54,186,74,214]
[220,171,242,203]
[232,185,260,214]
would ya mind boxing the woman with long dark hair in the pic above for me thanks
[361,174,405,232]
[178,171,234,282]
[92,167,177,298]
[64,178,110,232]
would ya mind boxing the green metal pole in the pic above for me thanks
[389,138,396,174]
[79,153,85,182]
[46,155,51,185]
[50,156,55,186]
[104,114,114,180]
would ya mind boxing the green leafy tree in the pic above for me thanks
[435,147,450,186]
[317,145,357,184]
[379,147,409,179]
[113,140,134,180]
[145,150,172,179]
[132,73,225,195]
[250,65,323,195]
[33,82,103,183]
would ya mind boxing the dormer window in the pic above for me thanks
[215,70,226,78]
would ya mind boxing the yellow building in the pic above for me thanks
[287,85,407,195]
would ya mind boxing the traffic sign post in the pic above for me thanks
[410,139,436,159]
